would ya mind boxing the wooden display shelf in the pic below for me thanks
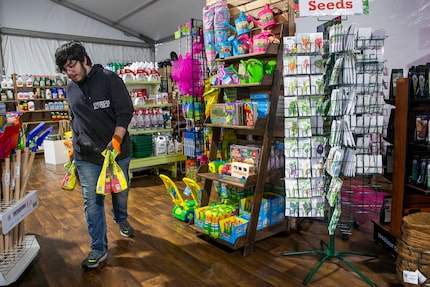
[215,43,279,63]
[22,120,59,125]
[211,74,274,88]
[198,168,284,189]
[188,219,288,251]
[19,109,68,113]
[16,98,67,101]
[198,172,257,189]
[124,81,161,86]
[16,85,65,89]
[133,103,172,109]
[405,184,430,195]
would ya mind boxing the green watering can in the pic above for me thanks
[240,58,264,83]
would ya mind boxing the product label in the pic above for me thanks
[298,0,365,17]
[0,190,39,234]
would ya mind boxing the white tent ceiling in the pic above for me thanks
[50,0,206,45]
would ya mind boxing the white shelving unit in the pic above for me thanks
[0,190,39,286]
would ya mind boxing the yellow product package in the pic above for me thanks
[111,159,128,193]
[61,160,77,191]
[96,150,111,194]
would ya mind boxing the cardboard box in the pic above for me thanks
[194,206,210,228]
[43,140,68,165]
[264,192,285,214]
[269,211,285,225]
[239,196,270,230]
[219,216,248,244]
[230,144,261,169]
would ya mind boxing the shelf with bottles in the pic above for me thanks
[17,99,69,112]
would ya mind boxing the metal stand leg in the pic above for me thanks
[281,234,378,286]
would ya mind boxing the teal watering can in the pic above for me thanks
[209,39,232,59]
[229,35,250,56]
[225,11,251,36]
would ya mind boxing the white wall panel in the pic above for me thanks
[2,36,151,75]
[295,0,430,74]
[0,0,144,43]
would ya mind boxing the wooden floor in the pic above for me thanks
[9,155,401,287]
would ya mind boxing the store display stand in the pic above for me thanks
[0,190,40,286]
[0,235,39,286]
[281,219,377,286]
[282,24,383,286]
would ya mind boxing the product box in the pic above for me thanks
[265,192,286,225]
[239,196,270,230]
[210,103,227,124]
[43,139,69,165]
[264,192,285,214]
[219,216,248,244]
[194,206,210,228]
[210,102,243,125]
[230,144,261,169]
[269,210,285,226]
[243,101,258,127]
[225,102,243,125]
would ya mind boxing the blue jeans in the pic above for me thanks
[74,156,131,253]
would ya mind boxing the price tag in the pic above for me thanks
[403,270,418,285]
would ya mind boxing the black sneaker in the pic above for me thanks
[118,220,134,237]
[81,251,107,269]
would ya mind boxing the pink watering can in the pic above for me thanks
[247,3,281,31]
[249,31,276,53]
[225,11,251,36]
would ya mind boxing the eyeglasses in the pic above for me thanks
[62,60,79,74]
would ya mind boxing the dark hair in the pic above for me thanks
[55,41,92,72]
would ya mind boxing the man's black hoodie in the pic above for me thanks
[66,64,134,165]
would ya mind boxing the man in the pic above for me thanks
[55,41,135,269]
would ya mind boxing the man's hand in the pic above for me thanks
[106,135,122,155]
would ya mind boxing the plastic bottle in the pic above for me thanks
[1,75,7,89]
[136,109,144,130]
[164,111,172,129]
[6,75,13,89]
[167,136,175,154]
[143,109,151,130]
[26,75,33,87]
[40,76,45,87]
[33,76,40,87]
[45,88,52,99]
[157,108,164,128]
[150,108,158,129]
[28,101,35,111]
[129,110,137,130]
[16,75,24,87]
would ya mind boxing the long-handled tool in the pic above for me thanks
[18,124,52,245]
[21,122,45,188]
[21,126,52,197]
[0,124,20,253]
[1,125,20,204]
